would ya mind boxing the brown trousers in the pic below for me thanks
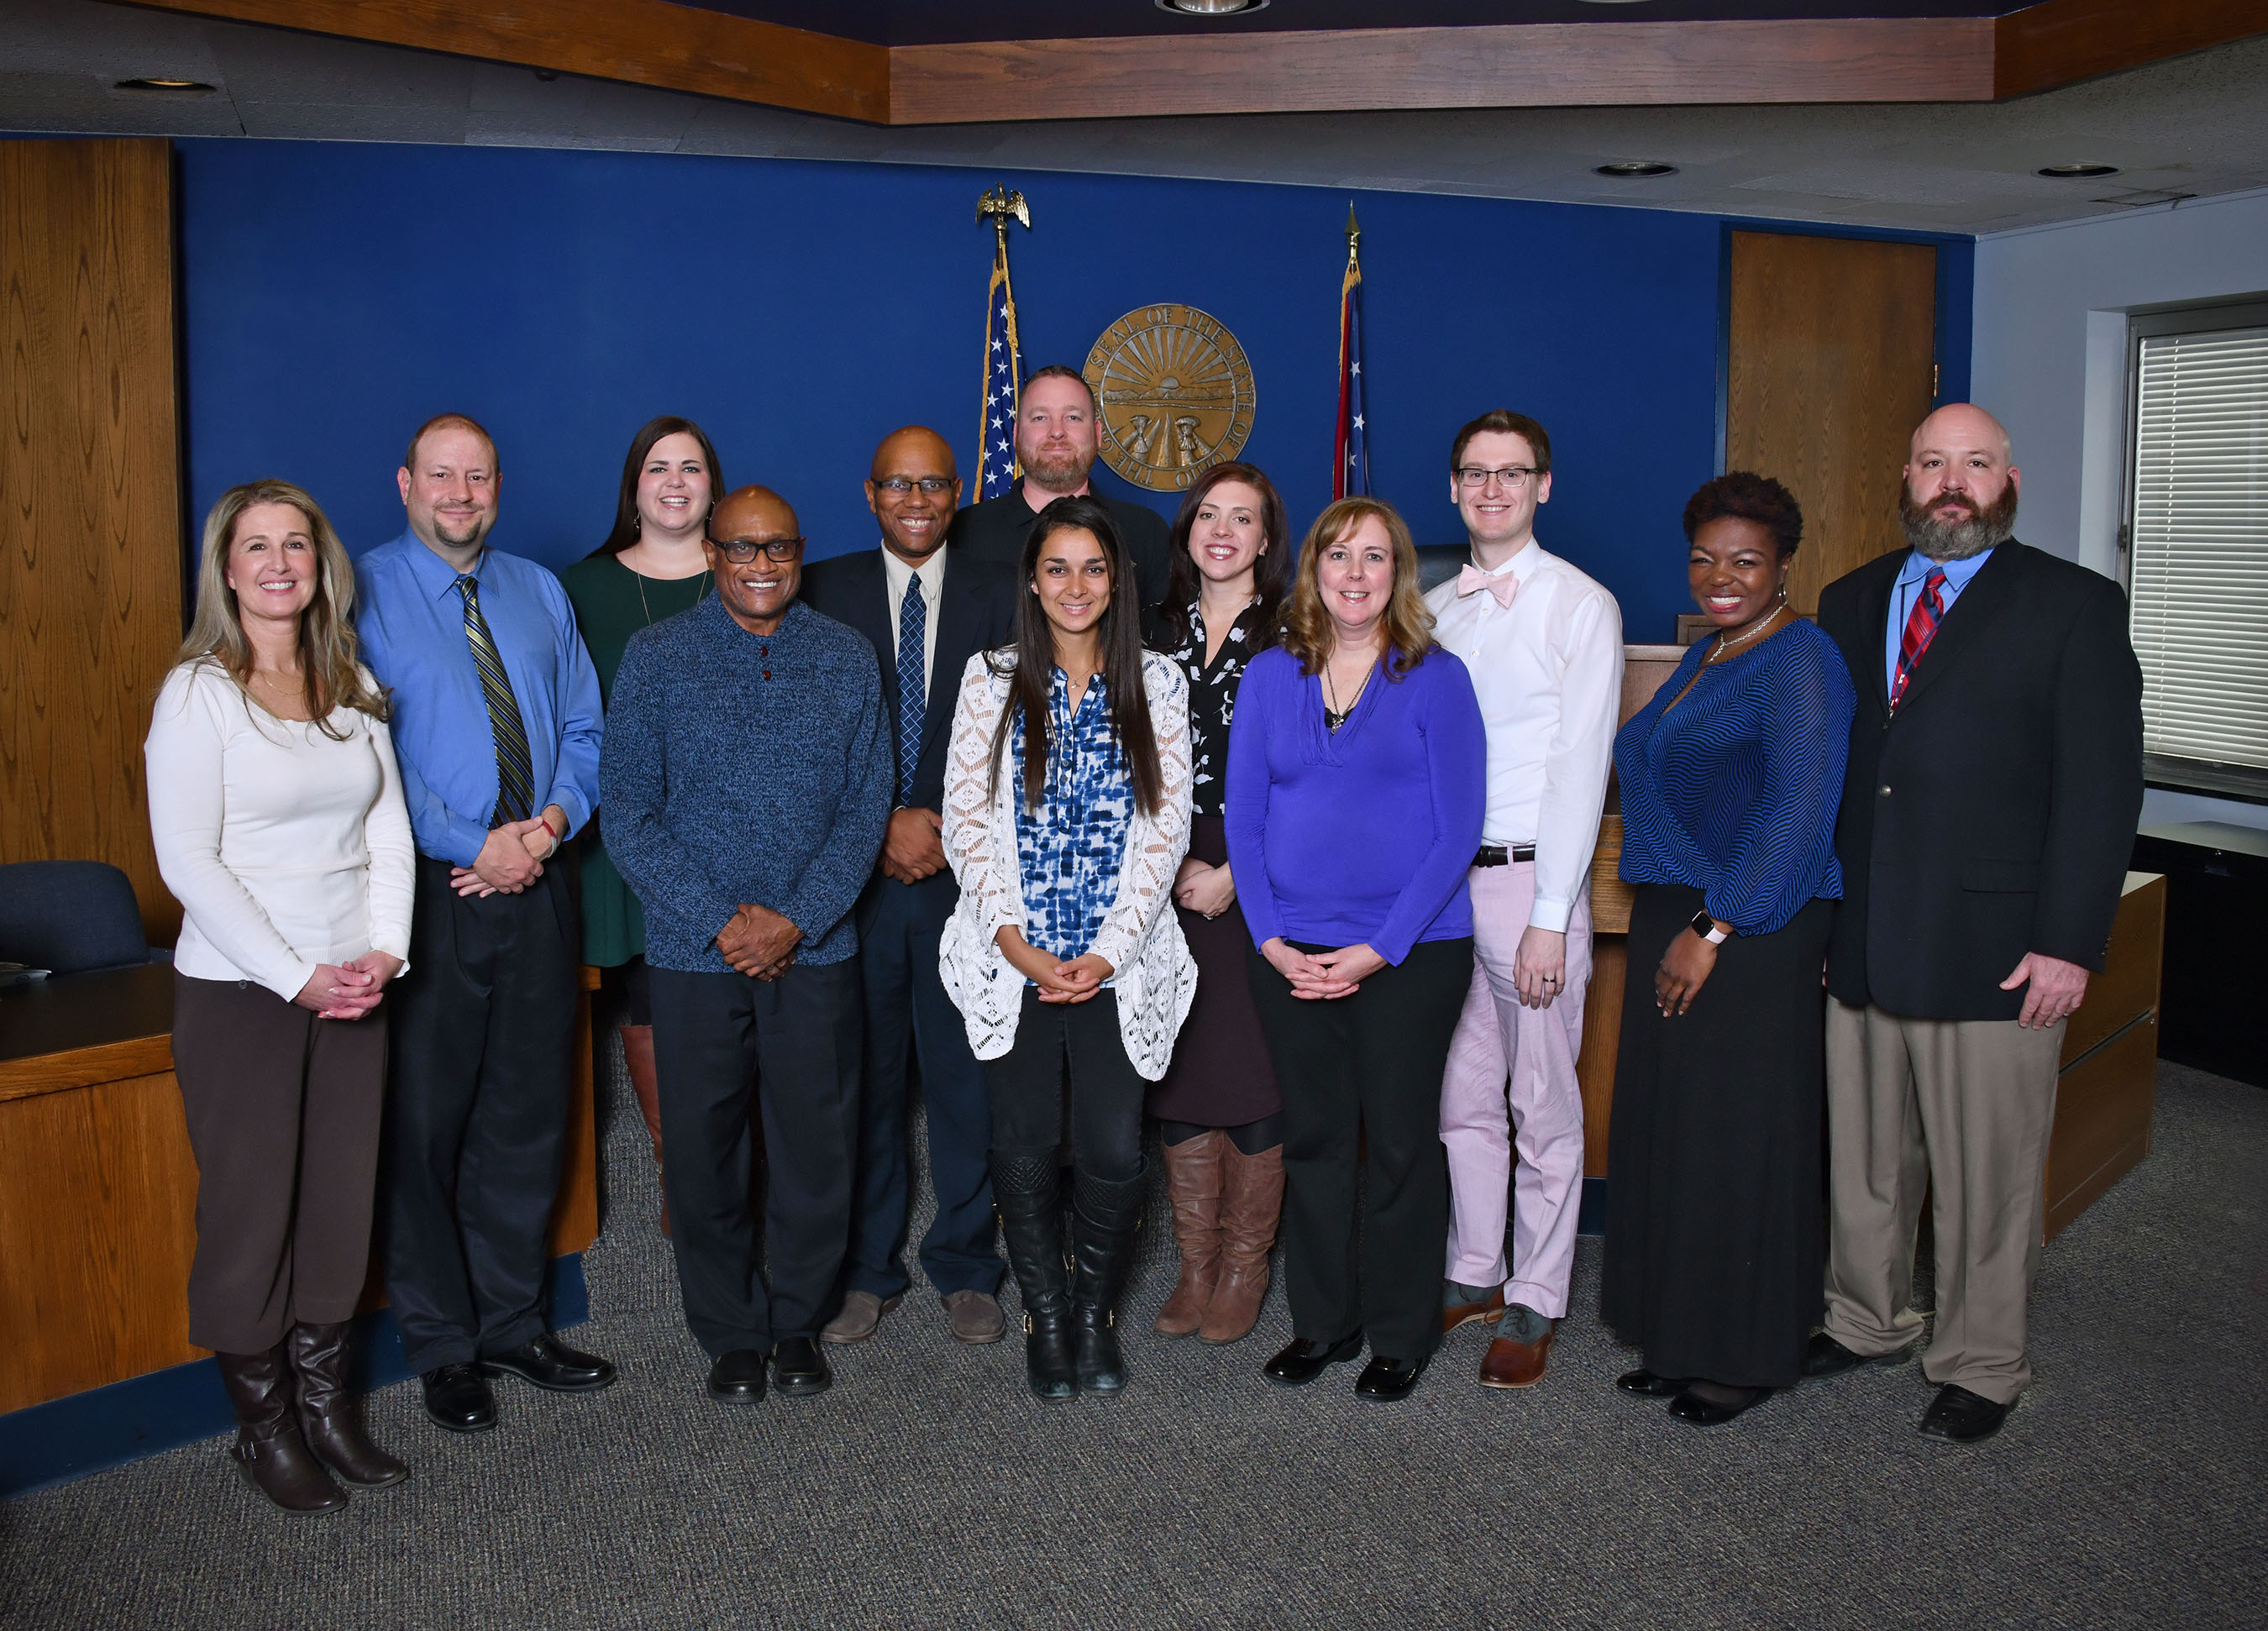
[172,973,387,1354]
[1823,999,2063,1404]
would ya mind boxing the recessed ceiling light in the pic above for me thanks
[2039,162,2120,178]
[1595,160,1678,178]
[113,77,218,95]
[1155,0,1268,13]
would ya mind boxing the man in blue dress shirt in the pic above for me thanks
[355,413,615,1434]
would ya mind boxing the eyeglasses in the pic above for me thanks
[1456,465,1541,490]
[872,476,955,496]
[707,536,805,563]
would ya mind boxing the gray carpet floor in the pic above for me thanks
[3,1027,2262,1629]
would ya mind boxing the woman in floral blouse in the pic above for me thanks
[1141,463,1292,1346]
[940,496,1194,1402]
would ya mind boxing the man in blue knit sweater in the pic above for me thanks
[600,485,891,1404]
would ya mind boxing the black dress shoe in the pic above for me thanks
[1919,1383,2010,1444]
[483,1334,617,1392]
[1802,1330,1910,1380]
[770,1335,833,1397]
[1262,1331,1365,1387]
[706,1349,768,1404]
[1353,1353,1431,1403]
[1615,1369,1688,1398]
[1667,1383,1772,1425]
[420,1364,496,1433]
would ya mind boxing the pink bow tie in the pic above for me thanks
[1456,564,1518,610]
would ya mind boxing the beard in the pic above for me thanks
[1021,443,1093,494]
[1899,483,2017,561]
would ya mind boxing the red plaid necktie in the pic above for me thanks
[1889,566,1946,712]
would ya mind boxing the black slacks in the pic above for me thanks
[383,856,578,1373]
[983,989,1147,1181]
[649,959,862,1356]
[172,973,388,1355]
[844,869,1001,1301]
[1247,936,1474,1361]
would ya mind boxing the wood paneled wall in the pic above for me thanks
[1725,231,1940,618]
[0,139,185,944]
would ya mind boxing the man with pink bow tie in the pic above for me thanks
[1423,410,1623,1390]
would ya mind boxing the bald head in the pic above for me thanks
[866,425,962,566]
[705,485,803,636]
[1903,402,2019,562]
[711,485,798,543]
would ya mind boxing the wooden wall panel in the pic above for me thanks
[1,139,185,944]
[1996,0,2268,99]
[1725,232,1939,621]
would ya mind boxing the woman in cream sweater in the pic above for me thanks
[145,479,413,1513]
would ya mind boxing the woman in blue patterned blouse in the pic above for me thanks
[940,496,1194,1402]
[1604,472,1856,1426]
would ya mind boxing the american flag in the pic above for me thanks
[1334,208,1369,501]
[978,232,1024,499]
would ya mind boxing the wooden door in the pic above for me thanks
[1725,232,1938,616]
[0,139,185,942]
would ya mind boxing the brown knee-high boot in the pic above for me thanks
[1155,1131,1226,1338]
[621,1023,669,1236]
[1201,1141,1284,1344]
[216,1347,346,1514]
[287,1322,408,1488]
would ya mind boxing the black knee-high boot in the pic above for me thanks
[1069,1167,1147,1395]
[992,1151,1075,1401]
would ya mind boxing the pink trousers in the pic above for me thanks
[1438,862,1590,1317]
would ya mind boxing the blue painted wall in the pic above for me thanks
[176,140,1970,645]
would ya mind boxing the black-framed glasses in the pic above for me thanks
[1455,465,1541,490]
[871,476,955,496]
[707,536,805,563]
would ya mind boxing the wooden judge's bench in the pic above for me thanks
[1577,646,2166,1243]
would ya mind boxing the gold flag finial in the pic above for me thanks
[1346,202,1361,264]
[977,185,1032,247]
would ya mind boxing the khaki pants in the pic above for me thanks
[1823,999,2063,1404]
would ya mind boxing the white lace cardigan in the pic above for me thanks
[938,648,1197,1081]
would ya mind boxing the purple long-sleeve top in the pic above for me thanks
[1223,644,1487,965]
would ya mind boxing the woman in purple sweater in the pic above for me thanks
[1225,496,1486,1404]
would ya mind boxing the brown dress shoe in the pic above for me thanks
[621,1024,669,1237]
[1478,1325,1555,1389]
[1443,1284,1506,1336]
[1154,1130,1225,1338]
[942,1289,1006,1345]
[1200,1141,1284,1345]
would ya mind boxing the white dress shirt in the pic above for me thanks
[1424,540,1624,934]
[880,545,947,699]
[144,659,416,1001]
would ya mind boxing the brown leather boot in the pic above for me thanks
[1154,1130,1226,1338]
[1201,1141,1284,1345]
[286,1322,408,1488]
[216,1347,346,1514]
[622,1023,669,1236]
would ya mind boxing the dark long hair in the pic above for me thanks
[1157,461,1291,648]
[594,416,726,558]
[988,496,1163,817]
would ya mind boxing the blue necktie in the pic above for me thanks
[896,576,927,805]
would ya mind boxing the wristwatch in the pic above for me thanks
[1688,910,1730,946]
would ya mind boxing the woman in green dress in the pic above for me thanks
[561,415,722,1233]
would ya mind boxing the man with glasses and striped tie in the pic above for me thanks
[354,412,614,1435]
[803,428,1016,1350]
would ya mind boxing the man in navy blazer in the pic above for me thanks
[802,427,1016,1346]
[1809,404,2144,1445]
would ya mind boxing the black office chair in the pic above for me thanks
[0,860,155,975]
[1413,544,1467,595]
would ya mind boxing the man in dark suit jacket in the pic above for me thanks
[1809,403,2143,1445]
[802,427,1016,1347]
[941,364,1171,610]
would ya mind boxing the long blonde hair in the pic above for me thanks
[1278,496,1436,680]
[180,479,389,737]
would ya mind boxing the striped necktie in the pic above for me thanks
[1889,565,1947,713]
[455,574,535,825]
[895,574,927,805]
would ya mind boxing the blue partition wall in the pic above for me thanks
[176,140,1968,643]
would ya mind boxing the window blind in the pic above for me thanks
[2129,324,2268,774]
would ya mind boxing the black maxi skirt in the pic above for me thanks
[1602,882,1835,1389]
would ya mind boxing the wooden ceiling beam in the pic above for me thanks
[1994,0,2268,99]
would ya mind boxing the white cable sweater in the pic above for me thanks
[938,648,1196,1080]
[144,659,414,1002]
